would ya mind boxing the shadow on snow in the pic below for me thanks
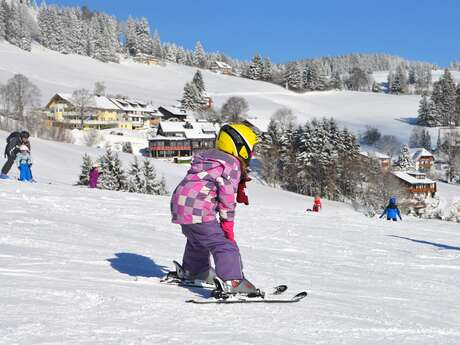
[106,252,210,298]
[106,252,169,278]
[388,235,460,251]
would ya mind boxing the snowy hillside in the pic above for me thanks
[1,131,460,344]
[0,41,422,142]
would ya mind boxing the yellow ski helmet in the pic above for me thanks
[216,124,259,165]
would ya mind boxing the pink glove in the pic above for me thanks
[221,220,235,243]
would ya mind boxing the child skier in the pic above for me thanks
[170,124,259,296]
[379,196,402,221]
[88,163,100,188]
[15,145,33,182]
[312,196,322,212]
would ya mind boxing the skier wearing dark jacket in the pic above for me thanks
[1,131,30,178]
[379,196,402,221]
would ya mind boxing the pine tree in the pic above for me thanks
[330,72,343,90]
[0,0,7,40]
[417,94,438,126]
[284,63,302,90]
[151,30,163,59]
[77,153,93,186]
[432,69,457,126]
[142,159,166,195]
[394,145,415,171]
[181,82,203,110]
[128,156,144,193]
[176,46,187,64]
[420,129,432,150]
[136,17,151,55]
[192,70,206,94]
[192,41,206,67]
[125,16,137,56]
[390,65,407,94]
[247,54,263,80]
[261,57,272,81]
[99,148,127,191]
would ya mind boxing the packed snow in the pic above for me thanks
[0,41,422,142]
[1,131,460,345]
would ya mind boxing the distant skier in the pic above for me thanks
[1,130,30,179]
[379,196,402,221]
[15,145,33,182]
[312,196,322,212]
[170,124,259,296]
[88,163,100,188]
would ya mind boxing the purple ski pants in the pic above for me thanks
[180,220,243,280]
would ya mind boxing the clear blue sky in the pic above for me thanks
[46,0,460,66]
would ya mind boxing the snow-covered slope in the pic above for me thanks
[1,41,422,142]
[1,131,460,344]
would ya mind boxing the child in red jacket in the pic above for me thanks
[312,196,322,212]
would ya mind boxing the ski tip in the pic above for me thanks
[293,291,308,300]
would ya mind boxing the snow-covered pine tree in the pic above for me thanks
[181,82,202,111]
[390,65,408,94]
[247,54,263,80]
[330,72,343,90]
[16,3,32,51]
[142,159,166,195]
[164,44,177,62]
[455,84,460,126]
[0,0,7,39]
[420,129,432,150]
[284,63,302,90]
[136,17,151,55]
[394,145,415,171]
[151,30,163,59]
[261,57,273,81]
[128,156,143,193]
[435,69,457,126]
[417,94,437,126]
[77,153,93,186]
[304,63,324,91]
[192,70,206,94]
[176,45,187,64]
[193,41,206,68]
[125,16,137,56]
[99,148,127,191]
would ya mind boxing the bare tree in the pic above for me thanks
[94,81,107,96]
[271,107,297,132]
[83,129,103,147]
[71,89,94,130]
[3,74,41,119]
[221,96,249,123]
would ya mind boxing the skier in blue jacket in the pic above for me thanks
[379,196,402,221]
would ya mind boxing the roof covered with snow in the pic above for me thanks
[409,148,434,161]
[212,61,232,69]
[360,151,390,159]
[391,171,435,185]
[158,121,216,140]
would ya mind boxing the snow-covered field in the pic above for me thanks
[0,41,422,142]
[1,131,460,345]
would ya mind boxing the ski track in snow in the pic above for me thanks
[0,133,460,344]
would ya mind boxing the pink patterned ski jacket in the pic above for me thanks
[171,149,241,224]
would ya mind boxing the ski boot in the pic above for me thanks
[0,174,10,180]
[161,261,217,287]
[211,276,262,299]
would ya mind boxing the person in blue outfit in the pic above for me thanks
[15,145,33,182]
[379,196,402,221]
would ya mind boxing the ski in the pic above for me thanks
[186,291,307,304]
